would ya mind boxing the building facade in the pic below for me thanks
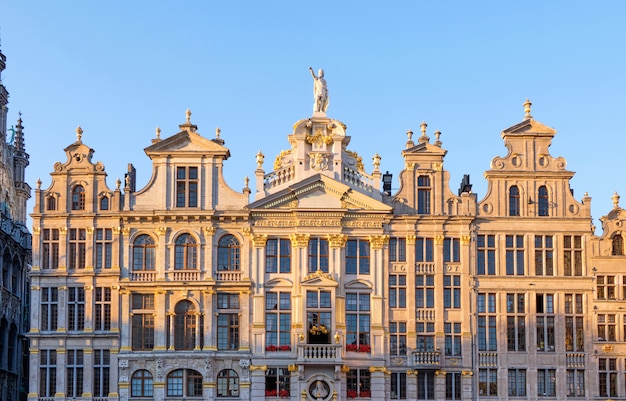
[27,90,626,401]
[0,47,32,401]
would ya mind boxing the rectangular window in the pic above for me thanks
[567,369,585,397]
[176,166,198,207]
[506,235,525,275]
[535,235,554,276]
[95,228,113,269]
[478,293,497,351]
[218,293,240,309]
[346,239,370,274]
[391,372,406,399]
[389,274,407,308]
[443,237,460,263]
[389,237,406,262]
[565,294,584,351]
[69,228,87,270]
[444,322,461,356]
[597,276,616,300]
[506,293,526,351]
[416,322,435,352]
[417,371,435,400]
[598,314,617,342]
[415,237,434,262]
[42,228,60,269]
[41,287,58,331]
[417,175,431,214]
[346,293,370,350]
[416,274,435,309]
[390,322,407,356]
[536,294,555,352]
[479,368,497,397]
[308,237,329,273]
[131,293,155,351]
[508,369,526,397]
[265,292,291,350]
[93,349,110,397]
[477,235,496,275]
[39,350,57,397]
[68,287,85,331]
[443,275,461,308]
[217,314,240,350]
[446,372,461,400]
[265,367,290,398]
[66,349,84,397]
[563,235,582,276]
[599,358,617,397]
[266,239,291,273]
[347,369,371,398]
[95,287,112,331]
[306,290,332,344]
[537,369,556,397]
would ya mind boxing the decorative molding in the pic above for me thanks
[251,234,268,247]
[461,235,471,245]
[290,233,310,247]
[368,235,389,249]
[435,235,444,245]
[327,234,348,248]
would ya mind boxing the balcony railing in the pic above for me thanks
[298,344,341,361]
[478,352,498,367]
[416,262,435,274]
[264,164,296,190]
[215,270,243,281]
[342,165,374,192]
[166,270,201,281]
[416,308,436,321]
[412,351,440,366]
[129,271,157,282]
[566,352,585,368]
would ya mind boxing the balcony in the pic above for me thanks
[298,344,341,362]
[411,351,440,366]
[478,352,498,367]
[165,270,201,281]
[129,271,157,282]
[416,308,436,321]
[566,352,585,368]
[215,270,243,281]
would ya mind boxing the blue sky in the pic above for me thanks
[1,1,625,231]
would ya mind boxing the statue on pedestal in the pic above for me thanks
[309,67,329,113]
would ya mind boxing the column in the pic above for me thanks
[368,367,386,400]
[82,348,93,397]
[167,312,175,350]
[112,226,122,271]
[84,285,94,332]
[86,226,95,270]
[155,290,167,350]
[406,370,418,400]
[202,290,215,350]
[369,235,388,357]
[27,349,39,400]
[55,349,66,397]
[57,286,67,333]
[119,290,131,351]
[240,290,251,351]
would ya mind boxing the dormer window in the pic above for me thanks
[509,186,520,216]
[71,185,85,210]
[46,196,56,211]
[417,175,431,214]
[612,233,623,256]
[176,167,198,208]
[100,196,109,211]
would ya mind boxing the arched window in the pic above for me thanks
[167,369,203,397]
[509,186,520,216]
[417,175,431,214]
[131,370,154,397]
[612,233,624,256]
[71,185,86,210]
[132,235,156,271]
[100,196,109,211]
[218,235,240,271]
[217,369,239,397]
[175,234,197,270]
[46,196,56,211]
[174,300,197,350]
[538,186,549,216]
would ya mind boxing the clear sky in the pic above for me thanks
[1,1,625,231]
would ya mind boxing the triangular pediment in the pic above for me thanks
[301,270,339,287]
[144,130,230,157]
[247,174,392,212]
[402,141,447,157]
[502,118,556,136]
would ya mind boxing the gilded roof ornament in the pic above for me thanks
[75,125,83,141]
[524,98,532,119]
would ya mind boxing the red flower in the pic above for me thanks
[265,345,278,352]
[279,345,291,351]
[360,390,371,398]
[347,390,358,398]
[358,344,371,353]
[265,389,277,396]
[279,389,290,397]
[346,344,358,352]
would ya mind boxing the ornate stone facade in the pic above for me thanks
[0,47,31,401]
[27,80,626,401]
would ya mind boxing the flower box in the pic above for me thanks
[346,344,370,353]
[266,345,291,352]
